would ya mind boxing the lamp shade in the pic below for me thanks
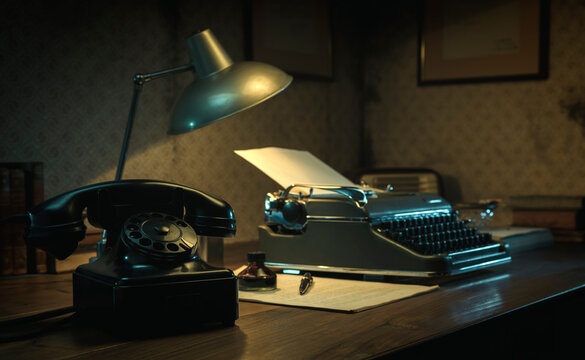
[168,29,293,135]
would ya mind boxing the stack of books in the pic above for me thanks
[0,162,46,275]
[1,163,100,275]
[507,195,585,243]
[481,226,553,254]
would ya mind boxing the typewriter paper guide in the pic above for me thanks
[234,147,357,189]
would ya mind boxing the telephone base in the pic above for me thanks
[72,262,239,329]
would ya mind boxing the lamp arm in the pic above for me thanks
[114,63,195,181]
[97,63,197,259]
[114,82,142,180]
[133,63,194,85]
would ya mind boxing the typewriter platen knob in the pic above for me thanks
[282,200,307,225]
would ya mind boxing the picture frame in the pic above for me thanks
[418,0,549,85]
[244,0,333,80]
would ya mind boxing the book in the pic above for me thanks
[9,168,27,275]
[30,163,46,273]
[512,209,584,230]
[482,226,554,254]
[0,167,12,275]
[551,229,585,243]
[0,162,47,275]
[506,195,585,210]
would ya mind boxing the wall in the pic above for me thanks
[5,0,581,243]
[0,0,363,242]
[363,0,585,203]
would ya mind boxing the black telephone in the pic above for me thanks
[24,179,239,328]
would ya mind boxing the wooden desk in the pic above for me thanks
[1,241,585,358]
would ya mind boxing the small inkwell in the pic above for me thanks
[237,251,277,291]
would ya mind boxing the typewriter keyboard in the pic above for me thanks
[374,212,493,255]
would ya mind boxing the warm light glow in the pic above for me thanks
[242,75,274,97]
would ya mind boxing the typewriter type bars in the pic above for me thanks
[259,185,511,277]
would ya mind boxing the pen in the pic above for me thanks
[299,272,313,295]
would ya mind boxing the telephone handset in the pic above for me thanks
[24,180,239,328]
[25,179,236,259]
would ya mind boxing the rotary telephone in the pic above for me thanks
[24,180,239,328]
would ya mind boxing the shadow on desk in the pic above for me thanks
[2,315,250,359]
[387,285,585,357]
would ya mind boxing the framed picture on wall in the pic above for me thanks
[418,0,549,85]
[244,0,333,80]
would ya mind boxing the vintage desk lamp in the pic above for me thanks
[116,28,292,179]
[97,29,292,259]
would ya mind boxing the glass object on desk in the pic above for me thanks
[237,251,277,291]
[455,200,498,228]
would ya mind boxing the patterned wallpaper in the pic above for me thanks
[0,0,362,242]
[363,0,585,207]
[3,0,583,243]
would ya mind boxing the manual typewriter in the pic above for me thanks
[258,184,511,278]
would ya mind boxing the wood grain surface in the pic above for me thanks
[1,241,585,359]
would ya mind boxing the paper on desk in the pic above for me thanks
[234,147,357,189]
[235,267,439,313]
